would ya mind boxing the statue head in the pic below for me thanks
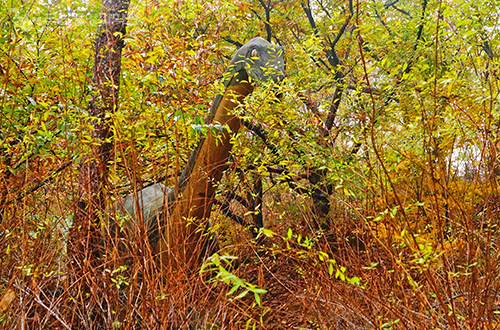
[224,37,285,87]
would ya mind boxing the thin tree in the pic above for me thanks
[68,0,129,309]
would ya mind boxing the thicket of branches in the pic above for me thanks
[1,0,500,329]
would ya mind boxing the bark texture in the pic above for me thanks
[69,0,129,281]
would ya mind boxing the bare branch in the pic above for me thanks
[258,0,273,41]
[223,37,243,48]
[301,0,319,38]
[214,198,249,227]
[371,0,392,35]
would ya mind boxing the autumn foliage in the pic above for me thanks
[2,0,500,329]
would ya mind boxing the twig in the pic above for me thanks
[5,159,73,205]
[15,285,71,330]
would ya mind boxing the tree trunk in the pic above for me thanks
[68,0,129,307]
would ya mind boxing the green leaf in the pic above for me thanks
[234,290,249,299]
[227,284,240,296]
[254,292,262,306]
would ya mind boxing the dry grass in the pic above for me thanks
[2,163,500,330]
